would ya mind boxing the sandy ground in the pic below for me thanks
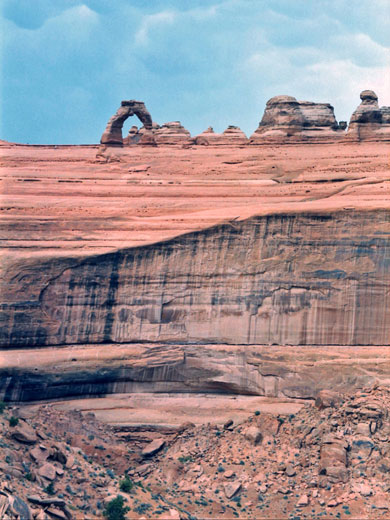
[23,393,308,427]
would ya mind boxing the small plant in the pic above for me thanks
[45,482,55,495]
[103,496,130,520]
[9,416,19,427]
[134,503,152,514]
[254,410,261,416]
[119,476,133,493]
[25,472,34,481]
[178,455,193,464]
[0,401,6,414]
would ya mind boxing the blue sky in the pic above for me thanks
[1,0,390,144]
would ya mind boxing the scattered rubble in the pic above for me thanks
[1,384,390,518]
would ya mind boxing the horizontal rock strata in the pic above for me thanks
[250,95,345,143]
[153,121,191,145]
[346,90,390,141]
[1,344,389,403]
[193,126,248,145]
[1,211,389,347]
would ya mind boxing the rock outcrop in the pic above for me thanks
[1,211,389,348]
[100,100,153,146]
[250,95,344,143]
[193,126,248,145]
[346,90,390,141]
[221,125,248,144]
[154,122,191,145]
[122,125,140,145]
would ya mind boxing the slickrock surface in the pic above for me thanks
[250,95,345,143]
[1,142,390,347]
[346,90,390,141]
[1,384,390,519]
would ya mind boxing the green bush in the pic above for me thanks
[45,482,55,495]
[0,401,6,414]
[119,476,133,493]
[178,455,193,464]
[9,416,19,427]
[103,496,130,520]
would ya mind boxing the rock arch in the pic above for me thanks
[100,100,153,146]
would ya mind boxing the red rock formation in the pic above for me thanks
[346,90,390,141]
[154,121,191,145]
[2,211,389,347]
[100,100,153,146]
[250,95,344,143]
[222,125,248,144]
[122,125,140,145]
[193,126,248,145]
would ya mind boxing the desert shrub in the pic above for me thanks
[178,455,193,464]
[9,416,19,427]
[119,476,133,493]
[45,482,55,495]
[103,496,130,520]
[0,401,6,414]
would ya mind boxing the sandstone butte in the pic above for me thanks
[0,89,390,426]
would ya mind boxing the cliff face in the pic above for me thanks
[2,211,389,348]
[346,90,390,141]
[249,95,344,143]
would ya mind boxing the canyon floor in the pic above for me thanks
[1,140,390,518]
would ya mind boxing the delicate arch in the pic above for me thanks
[100,100,153,146]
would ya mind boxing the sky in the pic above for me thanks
[1,0,390,144]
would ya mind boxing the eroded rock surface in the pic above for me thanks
[2,211,389,347]
[154,122,191,145]
[250,95,344,143]
[100,100,153,146]
[346,90,390,141]
[193,126,248,145]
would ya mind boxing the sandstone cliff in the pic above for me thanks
[1,211,389,348]
[346,90,390,141]
[250,95,345,143]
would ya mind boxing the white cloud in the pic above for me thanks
[135,11,176,46]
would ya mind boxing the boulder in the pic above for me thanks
[11,421,37,444]
[30,446,50,463]
[38,462,57,481]
[249,95,344,143]
[315,390,342,409]
[244,426,263,445]
[319,435,348,482]
[224,481,241,499]
[142,438,165,457]
[296,494,309,507]
[8,495,32,520]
